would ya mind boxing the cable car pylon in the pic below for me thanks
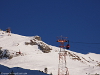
[57,36,70,75]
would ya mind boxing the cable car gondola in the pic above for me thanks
[66,40,70,49]
[66,44,70,49]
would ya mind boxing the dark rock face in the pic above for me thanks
[38,45,52,53]
[0,49,11,59]
[34,36,41,41]
[25,40,37,45]
[0,47,2,50]
[25,36,41,45]
[25,36,52,53]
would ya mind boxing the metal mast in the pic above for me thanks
[57,36,69,75]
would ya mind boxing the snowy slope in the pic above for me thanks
[0,30,100,75]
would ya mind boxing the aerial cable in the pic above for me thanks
[70,41,100,52]
[70,41,100,44]
[70,41,100,49]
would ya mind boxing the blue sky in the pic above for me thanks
[0,0,100,54]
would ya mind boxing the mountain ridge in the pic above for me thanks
[0,30,100,75]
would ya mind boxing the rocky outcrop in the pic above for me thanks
[0,47,2,50]
[25,36,52,53]
[25,36,41,45]
[34,36,41,41]
[0,49,11,59]
[38,44,52,53]
[25,40,37,45]
[0,48,23,59]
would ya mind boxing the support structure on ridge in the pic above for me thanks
[57,36,69,75]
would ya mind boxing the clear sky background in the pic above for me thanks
[0,0,100,54]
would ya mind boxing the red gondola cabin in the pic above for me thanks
[66,44,70,49]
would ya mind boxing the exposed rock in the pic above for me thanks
[25,42,30,45]
[38,44,52,53]
[37,41,52,53]
[0,50,3,54]
[0,49,10,59]
[0,49,24,59]
[25,36,52,53]
[97,62,100,67]
[25,40,37,45]
[0,47,2,50]
[30,40,37,45]
[44,68,48,74]
[8,55,13,59]
[34,36,41,41]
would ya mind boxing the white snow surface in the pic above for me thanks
[0,31,100,75]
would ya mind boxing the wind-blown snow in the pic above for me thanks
[0,31,100,75]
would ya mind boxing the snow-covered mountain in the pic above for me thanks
[0,30,100,75]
